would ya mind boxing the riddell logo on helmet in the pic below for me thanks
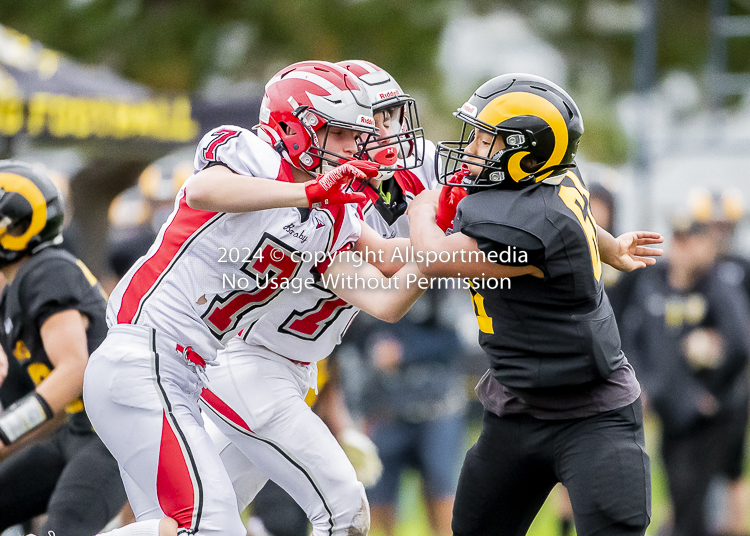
[378,89,401,100]
[461,102,478,117]
[357,115,375,127]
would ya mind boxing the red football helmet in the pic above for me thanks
[256,61,378,173]
[337,60,424,171]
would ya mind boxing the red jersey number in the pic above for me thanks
[203,234,301,338]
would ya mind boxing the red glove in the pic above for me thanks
[305,160,380,209]
[435,167,469,233]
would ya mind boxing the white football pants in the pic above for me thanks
[200,338,369,536]
[83,324,246,536]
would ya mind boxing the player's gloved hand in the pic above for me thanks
[338,428,384,488]
[305,160,380,209]
[435,167,470,233]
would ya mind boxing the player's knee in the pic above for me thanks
[346,495,370,536]
[343,483,370,536]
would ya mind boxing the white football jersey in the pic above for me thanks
[238,140,439,363]
[107,125,361,361]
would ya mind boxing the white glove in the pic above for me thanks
[339,428,384,488]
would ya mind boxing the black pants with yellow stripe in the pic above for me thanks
[452,399,651,536]
[0,422,127,535]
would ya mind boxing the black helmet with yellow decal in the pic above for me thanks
[0,160,64,268]
[436,73,584,189]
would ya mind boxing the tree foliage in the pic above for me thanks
[0,0,445,95]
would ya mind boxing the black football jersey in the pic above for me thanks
[0,247,108,431]
[455,168,624,389]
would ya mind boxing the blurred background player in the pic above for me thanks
[621,212,750,536]
[104,151,194,294]
[621,198,750,536]
[693,187,750,536]
[0,161,126,535]
[350,288,466,536]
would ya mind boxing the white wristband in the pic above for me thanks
[0,392,53,445]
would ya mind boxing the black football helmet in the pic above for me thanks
[436,73,584,189]
[0,160,64,267]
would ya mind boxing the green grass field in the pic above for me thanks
[371,414,673,536]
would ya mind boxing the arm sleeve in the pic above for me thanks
[461,222,545,267]
[194,125,285,180]
[20,260,88,330]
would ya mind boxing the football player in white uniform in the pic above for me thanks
[339,60,438,237]
[199,61,439,536]
[85,61,426,536]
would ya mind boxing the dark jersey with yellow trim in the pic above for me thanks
[0,247,108,432]
[455,168,626,390]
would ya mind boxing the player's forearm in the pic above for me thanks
[325,260,427,323]
[408,204,451,269]
[35,361,86,414]
[409,205,543,279]
[408,204,471,278]
[596,225,618,267]
[353,232,410,277]
[186,168,308,212]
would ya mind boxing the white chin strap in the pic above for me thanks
[319,160,338,175]
[376,169,394,182]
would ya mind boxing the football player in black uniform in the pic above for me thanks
[0,161,127,534]
[408,74,662,536]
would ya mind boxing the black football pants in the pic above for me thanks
[0,423,127,535]
[452,399,651,536]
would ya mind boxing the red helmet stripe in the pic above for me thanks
[267,61,354,92]
[339,60,380,77]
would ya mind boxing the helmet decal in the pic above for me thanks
[478,91,568,182]
[460,102,478,117]
[0,172,48,251]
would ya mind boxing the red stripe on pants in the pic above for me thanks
[157,412,196,528]
[201,388,253,432]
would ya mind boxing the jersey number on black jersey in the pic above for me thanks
[558,171,602,282]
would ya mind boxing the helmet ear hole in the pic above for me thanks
[520,155,543,174]
[280,122,297,136]
[7,215,32,237]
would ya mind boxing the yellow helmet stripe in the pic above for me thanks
[476,91,568,182]
[0,172,48,251]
